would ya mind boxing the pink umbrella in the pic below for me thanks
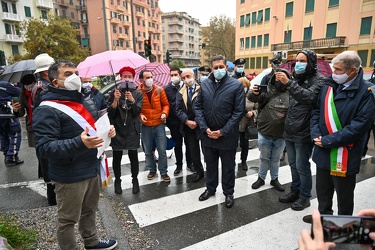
[134,63,171,87]
[77,50,149,77]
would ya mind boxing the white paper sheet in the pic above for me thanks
[95,113,111,158]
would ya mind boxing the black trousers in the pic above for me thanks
[184,128,204,176]
[204,146,236,196]
[112,149,139,179]
[168,123,192,167]
[316,167,356,215]
[239,131,249,162]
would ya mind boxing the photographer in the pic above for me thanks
[108,66,143,194]
[248,67,290,191]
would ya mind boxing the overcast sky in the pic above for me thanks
[158,0,236,26]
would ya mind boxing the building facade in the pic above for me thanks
[161,11,201,67]
[236,0,375,73]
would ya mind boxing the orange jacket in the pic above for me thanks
[139,83,170,127]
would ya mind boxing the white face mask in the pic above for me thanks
[63,74,82,92]
[184,78,194,87]
[145,78,153,87]
[82,82,93,89]
[171,76,180,85]
[332,73,349,84]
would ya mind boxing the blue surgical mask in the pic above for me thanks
[236,68,244,74]
[200,76,208,82]
[294,62,307,74]
[213,69,226,80]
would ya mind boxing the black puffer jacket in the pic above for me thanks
[33,85,100,183]
[194,73,245,150]
[107,86,143,150]
[284,50,325,143]
[164,82,181,126]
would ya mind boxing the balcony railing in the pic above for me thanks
[116,5,125,12]
[118,34,128,40]
[169,29,183,34]
[4,34,23,43]
[54,0,69,7]
[169,38,184,43]
[2,12,23,22]
[110,18,120,24]
[271,36,347,51]
[36,0,53,9]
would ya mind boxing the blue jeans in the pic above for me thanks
[258,133,285,180]
[141,124,168,175]
[285,140,313,199]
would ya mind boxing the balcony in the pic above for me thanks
[148,27,155,33]
[271,36,347,51]
[110,18,120,24]
[136,11,143,17]
[2,12,23,22]
[152,16,158,22]
[54,0,69,7]
[123,21,131,26]
[154,29,161,34]
[116,5,125,12]
[137,36,145,42]
[36,0,53,9]
[118,34,128,40]
[169,29,183,34]
[76,5,86,11]
[169,37,184,43]
[4,34,23,43]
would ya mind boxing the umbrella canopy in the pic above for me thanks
[0,59,36,83]
[280,60,332,77]
[77,50,149,78]
[134,63,171,87]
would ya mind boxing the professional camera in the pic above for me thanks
[269,54,283,72]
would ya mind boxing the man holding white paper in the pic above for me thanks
[33,60,118,250]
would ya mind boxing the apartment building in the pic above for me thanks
[0,0,54,63]
[161,11,201,67]
[236,0,375,73]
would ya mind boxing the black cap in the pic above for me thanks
[233,58,246,66]
[198,65,211,75]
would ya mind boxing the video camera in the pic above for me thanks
[269,54,283,72]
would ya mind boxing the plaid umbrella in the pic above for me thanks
[280,60,332,77]
[134,63,170,87]
[0,59,35,83]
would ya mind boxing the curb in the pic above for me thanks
[98,195,131,249]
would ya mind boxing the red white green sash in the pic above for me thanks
[323,86,347,177]
[40,100,111,187]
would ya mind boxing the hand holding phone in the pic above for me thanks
[12,96,19,103]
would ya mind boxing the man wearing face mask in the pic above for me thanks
[275,50,325,211]
[81,77,107,112]
[107,66,143,195]
[197,65,211,83]
[139,70,171,182]
[32,60,118,250]
[164,67,194,175]
[307,51,375,221]
[194,55,245,208]
[176,68,205,182]
[232,58,247,79]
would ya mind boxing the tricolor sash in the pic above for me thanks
[40,100,111,187]
[323,86,347,177]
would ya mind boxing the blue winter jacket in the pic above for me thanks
[33,85,100,183]
[311,68,375,175]
[194,73,245,150]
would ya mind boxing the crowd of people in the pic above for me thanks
[1,49,375,249]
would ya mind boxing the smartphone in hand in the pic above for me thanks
[12,96,19,102]
[313,215,375,244]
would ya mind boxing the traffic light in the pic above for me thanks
[144,39,152,57]
[166,50,172,64]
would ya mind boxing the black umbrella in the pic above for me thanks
[0,59,36,83]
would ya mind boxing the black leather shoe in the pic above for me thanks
[279,190,299,203]
[114,179,122,194]
[302,214,312,224]
[225,195,234,208]
[5,160,16,167]
[270,178,285,192]
[132,178,139,194]
[187,163,196,173]
[241,162,248,170]
[251,177,265,189]
[199,189,215,201]
[291,197,311,211]
[192,174,204,183]
[174,167,182,176]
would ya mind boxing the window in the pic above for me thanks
[357,50,368,67]
[71,12,74,19]
[257,10,263,23]
[256,57,261,69]
[245,37,250,48]
[125,28,128,35]
[257,35,262,47]
[305,0,315,12]
[304,25,313,40]
[11,45,19,55]
[265,8,270,21]
[24,6,31,17]
[264,34,269,46]
[4,23,11,34]
[113,25,116,33]
[2,2,8,12]
[285,2,293,17]
[240,38,244,49]
[251,36,256,48]
[250,57,255,68]
[245,14,250,26]
[360,17,372,35]
[82,38,89,47]
[284,30,292,43]
[240,0,245,3]
[11,3,16,14]
[262,57,269,68]
[326,23,337,38]
[41,10,47,19]
[329,0,339,7]
[251,12,257,24]
[371,50,375,68]
[240,15,245,27]
[119,27,122,33]
[142,20,145,26]
[245,58,250,68]
[137,18,140,25]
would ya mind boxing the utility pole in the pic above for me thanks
[130,0,137,53]
[101,0,109,50]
